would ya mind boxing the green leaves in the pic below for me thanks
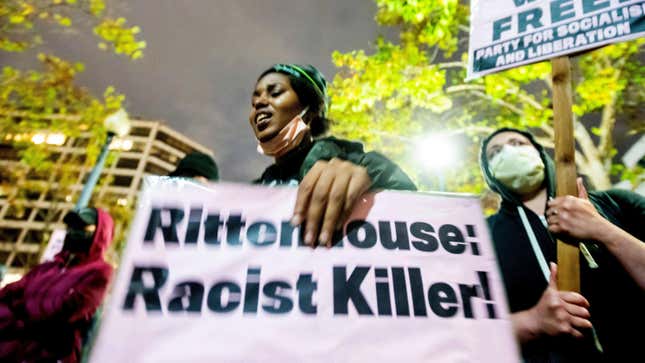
[93,18,146,59]
[574,40,644,116]
[330,0,643,192]
[1,0,144,268]
[89,0,105,16]
[1,0,144,58]
[375,0,467,56]
[0,54,126,145]
[53,13,72,26]
[0,0,143,144]
[18,146,53,172]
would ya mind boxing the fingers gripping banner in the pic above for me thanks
[468,0,645,79]
[90,178,519,362]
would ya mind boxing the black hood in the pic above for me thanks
[479,127,557,206]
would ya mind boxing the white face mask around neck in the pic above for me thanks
[256,107,310,158]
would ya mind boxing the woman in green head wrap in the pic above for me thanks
[249,64,416,248]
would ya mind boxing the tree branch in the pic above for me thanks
[429,46,440,63]
[445,84,486,93]
[574,121,611,189]
[536,134,590,180]
[370,125,495,141]
[0,109,81,122]
[445,84,525,116]
[534,137,554,148]
[597,57,626,169]
[438,61,467,70]
[540,124,554,138]
[516,91,544,111]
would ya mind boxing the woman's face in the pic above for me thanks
[250,73,304,142]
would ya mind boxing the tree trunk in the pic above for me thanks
[573,122,612,189]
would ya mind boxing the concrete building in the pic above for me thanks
[0,119,214,276]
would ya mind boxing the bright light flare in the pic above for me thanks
[414,134,459,171]
[121,139,133,151]
[109,139,121,150]
[31,133,46,145]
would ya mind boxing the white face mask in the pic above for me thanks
[256,107,310,158]
[489,144,545,195]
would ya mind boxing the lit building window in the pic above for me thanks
[46,133,66,146]
[31,134,46,145]
[0,120,213,272]
[31,133,66,146]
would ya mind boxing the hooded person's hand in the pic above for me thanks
[514,263,592,342]
[545,178,611,240]
[290,158,371,248]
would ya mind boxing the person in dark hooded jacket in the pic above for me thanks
[250,64,416,247]
[480,128,645,362]
[168,151,219,183]
[0,207,114,363]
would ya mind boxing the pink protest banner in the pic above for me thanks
[90,178,519,362]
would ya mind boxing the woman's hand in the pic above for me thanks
[291,158,371,247]
[513,263,592,343]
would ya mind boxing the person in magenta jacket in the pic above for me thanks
[0,208,114,363]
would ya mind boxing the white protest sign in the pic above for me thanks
[90,179,519,363]
[467,0,645,79]
[40,228,66,262]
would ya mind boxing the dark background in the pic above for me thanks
[1,0,381,181]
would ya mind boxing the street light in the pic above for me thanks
[414,133,459,191]
[75,109,131,209]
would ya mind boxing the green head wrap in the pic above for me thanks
[264,64,329,118]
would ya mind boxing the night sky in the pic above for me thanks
[1,0,381,181]
[3,1,641,183]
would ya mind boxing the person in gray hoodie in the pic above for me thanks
[480,127,644,362]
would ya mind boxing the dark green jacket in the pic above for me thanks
[256,136,417,191]
[480,128,645,362]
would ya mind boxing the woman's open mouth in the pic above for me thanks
[255,111,272,131]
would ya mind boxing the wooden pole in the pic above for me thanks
[551,56,580,292]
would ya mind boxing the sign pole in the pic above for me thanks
[551,56,580,292]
